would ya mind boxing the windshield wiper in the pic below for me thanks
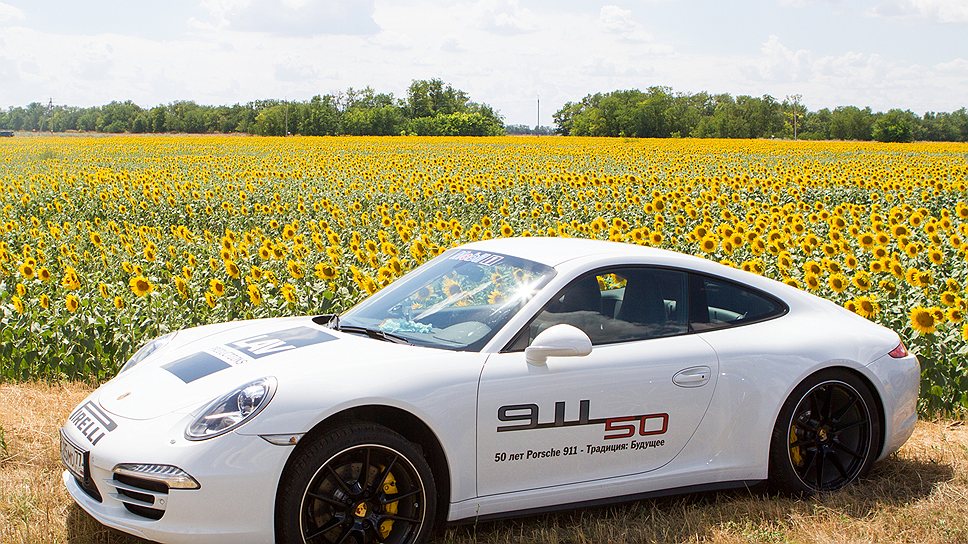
[313,313,411,345]
[337,325,412,345]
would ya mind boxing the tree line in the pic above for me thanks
[553,87,968,142]
[0,79,504,137]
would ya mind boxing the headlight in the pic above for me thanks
[119,332,176,374]
[186,377,277,441]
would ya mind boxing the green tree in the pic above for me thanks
[872,109,919,142]
[829,106,874,140]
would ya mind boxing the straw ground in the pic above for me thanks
[2,382,965,543]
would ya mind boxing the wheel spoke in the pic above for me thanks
[800,447,818,475]
[308,491,349,509]
[381,513,422,524]
[365,523,388,544]
[823,384,834,420]
[814,448,826,488]
[382,487,422,505]
[830,451,851,480]
[793,418,819,433]
[304,516,344,543]
[332,522,355,544]
[326,464,355,497]
[809,392,820,421]
[831,440,864,460]
[831,395,857,423]
[833,418,867,434]
[358,447,371,489]
[372,454,399,494]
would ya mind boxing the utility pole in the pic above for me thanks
[47,97,54,133]
[284,100,289,137]
[536,94,540,135]
[786,94,802,140]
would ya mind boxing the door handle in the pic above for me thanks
[673,366,711,388]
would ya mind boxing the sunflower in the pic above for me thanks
[804,273,821,291]
[11,295,24,314]
[98,283,110,299]
[16,283,26,297]
[947,307,963,323]
[854,296,879,319]
[699,235,718,253]
[205,291,217,308]
[113,296,125,310]
[65,294,79,313]
[442,277,462,297]
[209,278,226,297]
[129,276,154,297]
[62,267,81,290]
[314,263,336,280]
[247,284,262,306]
[281,284,297,304]
[909,306,936,334]
[18,262,35,280]
[39,294,49,309]
[828,273,848,293]
[852,272,871,291]
[941,291,958,307]
[287,260,304,279]
[487,289,506,305]
[175,277,189,299]
[220,259,239,279]
[38,267,51,282]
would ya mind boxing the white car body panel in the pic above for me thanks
[60,238,919,543]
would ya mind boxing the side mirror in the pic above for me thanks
[525,324,593,365]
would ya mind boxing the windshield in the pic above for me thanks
[340,249,555,351]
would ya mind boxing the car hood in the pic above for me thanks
[96,316,435,420]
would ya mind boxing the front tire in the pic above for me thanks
[277,423,436,544]
[769,369,881,493]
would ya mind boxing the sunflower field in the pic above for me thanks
[1,135,967,413]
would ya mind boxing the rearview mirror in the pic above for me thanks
[525,324,592,365]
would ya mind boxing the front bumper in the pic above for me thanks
[62,409,294,544]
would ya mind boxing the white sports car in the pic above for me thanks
[61,237,919,544]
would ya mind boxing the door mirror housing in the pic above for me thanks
[525,324,593,365]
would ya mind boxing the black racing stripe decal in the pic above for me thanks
[164,352,231,383]
[228,326,336,359]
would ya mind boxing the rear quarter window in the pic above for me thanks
[689,275,787,332]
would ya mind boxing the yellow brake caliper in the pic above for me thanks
[379,470,398,539]
[790,426,803,466]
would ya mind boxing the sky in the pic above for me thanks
[0,0,965,127]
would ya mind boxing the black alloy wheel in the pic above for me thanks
[770,370,880,493]
[277,424,436,544]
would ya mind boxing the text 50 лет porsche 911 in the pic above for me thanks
[61,237,919,544]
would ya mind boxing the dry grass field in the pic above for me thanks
[1,382,965,544]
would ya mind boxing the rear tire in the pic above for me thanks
[769,369,880,493]
[276,423,436,544]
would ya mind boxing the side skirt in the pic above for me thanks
[449,479,765,525]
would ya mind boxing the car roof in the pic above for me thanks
[460,237,686,268]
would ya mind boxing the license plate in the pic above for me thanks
[60,430,87,482]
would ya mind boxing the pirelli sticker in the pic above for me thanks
[164,326,335,383]
[68,400,118,446]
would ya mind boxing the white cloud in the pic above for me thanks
[199,0,380,35]
[870,0,968,23]
[0,2,25,24]
[471,0,536,34]
[599,5,654,42]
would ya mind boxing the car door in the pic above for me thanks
[476,267,720,496]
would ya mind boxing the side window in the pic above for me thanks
[510,267,689,349]
[689,275,785,331]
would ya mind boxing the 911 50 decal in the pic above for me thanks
[497,399,668,440]
[493,400,669,464]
